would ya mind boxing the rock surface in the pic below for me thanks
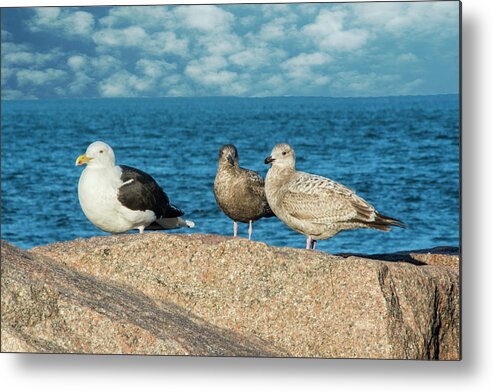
[2,234,460,359]
[1,241,281,356]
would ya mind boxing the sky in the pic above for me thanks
[1,1,460,100]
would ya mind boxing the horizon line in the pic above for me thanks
[2,92,459,102]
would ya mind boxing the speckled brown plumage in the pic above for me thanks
[214,145,274,239]
[264,143,404,249]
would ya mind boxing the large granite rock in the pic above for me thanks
[1,241,282,356]
[1,234,460,359]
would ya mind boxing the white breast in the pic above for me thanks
[78,166,154,233]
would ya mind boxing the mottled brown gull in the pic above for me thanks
[264,143,404,250]
[214,144,274,240]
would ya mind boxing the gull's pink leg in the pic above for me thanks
[248,220,253,240]
[306,236,311,250]
[312,240,317,250]
[233,221,238,237]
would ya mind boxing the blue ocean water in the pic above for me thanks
[1,95,459,253]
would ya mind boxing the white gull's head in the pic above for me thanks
[265,143,296,169]
[76,141,116,168]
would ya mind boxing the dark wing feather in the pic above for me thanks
[118,165,183,218]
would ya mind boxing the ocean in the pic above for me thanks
[1,95,460,254]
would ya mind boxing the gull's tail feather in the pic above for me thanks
[184,219,195,228]
[367,213,406,231]
[146,217,195,231]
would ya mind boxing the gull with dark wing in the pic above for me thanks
[76,141,194,234]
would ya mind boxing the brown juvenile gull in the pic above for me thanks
[264,143,404,250]
[214,144,274,240]
[76,141,194,234]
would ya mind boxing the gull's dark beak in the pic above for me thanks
[265,156,275,164]
[227,154,235,166]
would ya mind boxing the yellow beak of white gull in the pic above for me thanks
[75,153,92,166]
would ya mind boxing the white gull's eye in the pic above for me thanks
[99,150,103,154]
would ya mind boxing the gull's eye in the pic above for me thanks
[99,150,104,154]
[282,151,287,156]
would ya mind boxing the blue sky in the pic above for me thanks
[1,2,459,99]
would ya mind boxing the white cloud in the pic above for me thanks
[199,70,237,87]
[397,53,419,63]
[253,74,288,97]
[258,4,295,19]
[186,55,228,75]
[66,54,128,96]
[28,7,95,38]
[146,32,189,57]
[90,55,121,75]
[66,55,93,94]
[196,32,243,56]
[32,7,61,23]
[166,86,191,97]
[94,6,236,57]
[136,59,176,78]
[398,78,425,95]
[1,67,14,86]
[99,70,140,97]
[229,46,285,69]
[312,75,331,87]
[184,55,249,95]
[160,74,194,97]
[93,27,189,58]
[16,68,67,87]
[175,5,234,32]
[2,42,27,52]
[283,52,332,69]
[185,55,229,86]
[98,58,178,97]
[99,6,170,30]
[2,88,38,100]
[1,42,67,96]
[93,26,148,48]
[239,15,256,28]
[258,23,284,42]
[4,51,37,65]
[1,29,12,41]
[69,11,95,36]
[281,52,333,81]
[255,15,299,43]
[297,4,321,17]
[12,51,58,66]
[67,55,87,71]
[68,54,120,74]
[353,2,458,37]
[303,9,369,51]
[1,43,60,67]
[162,74,181,86]
[329,71,400,96]
[68,72,93,95]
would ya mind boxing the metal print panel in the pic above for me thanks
[1,1,461,359]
